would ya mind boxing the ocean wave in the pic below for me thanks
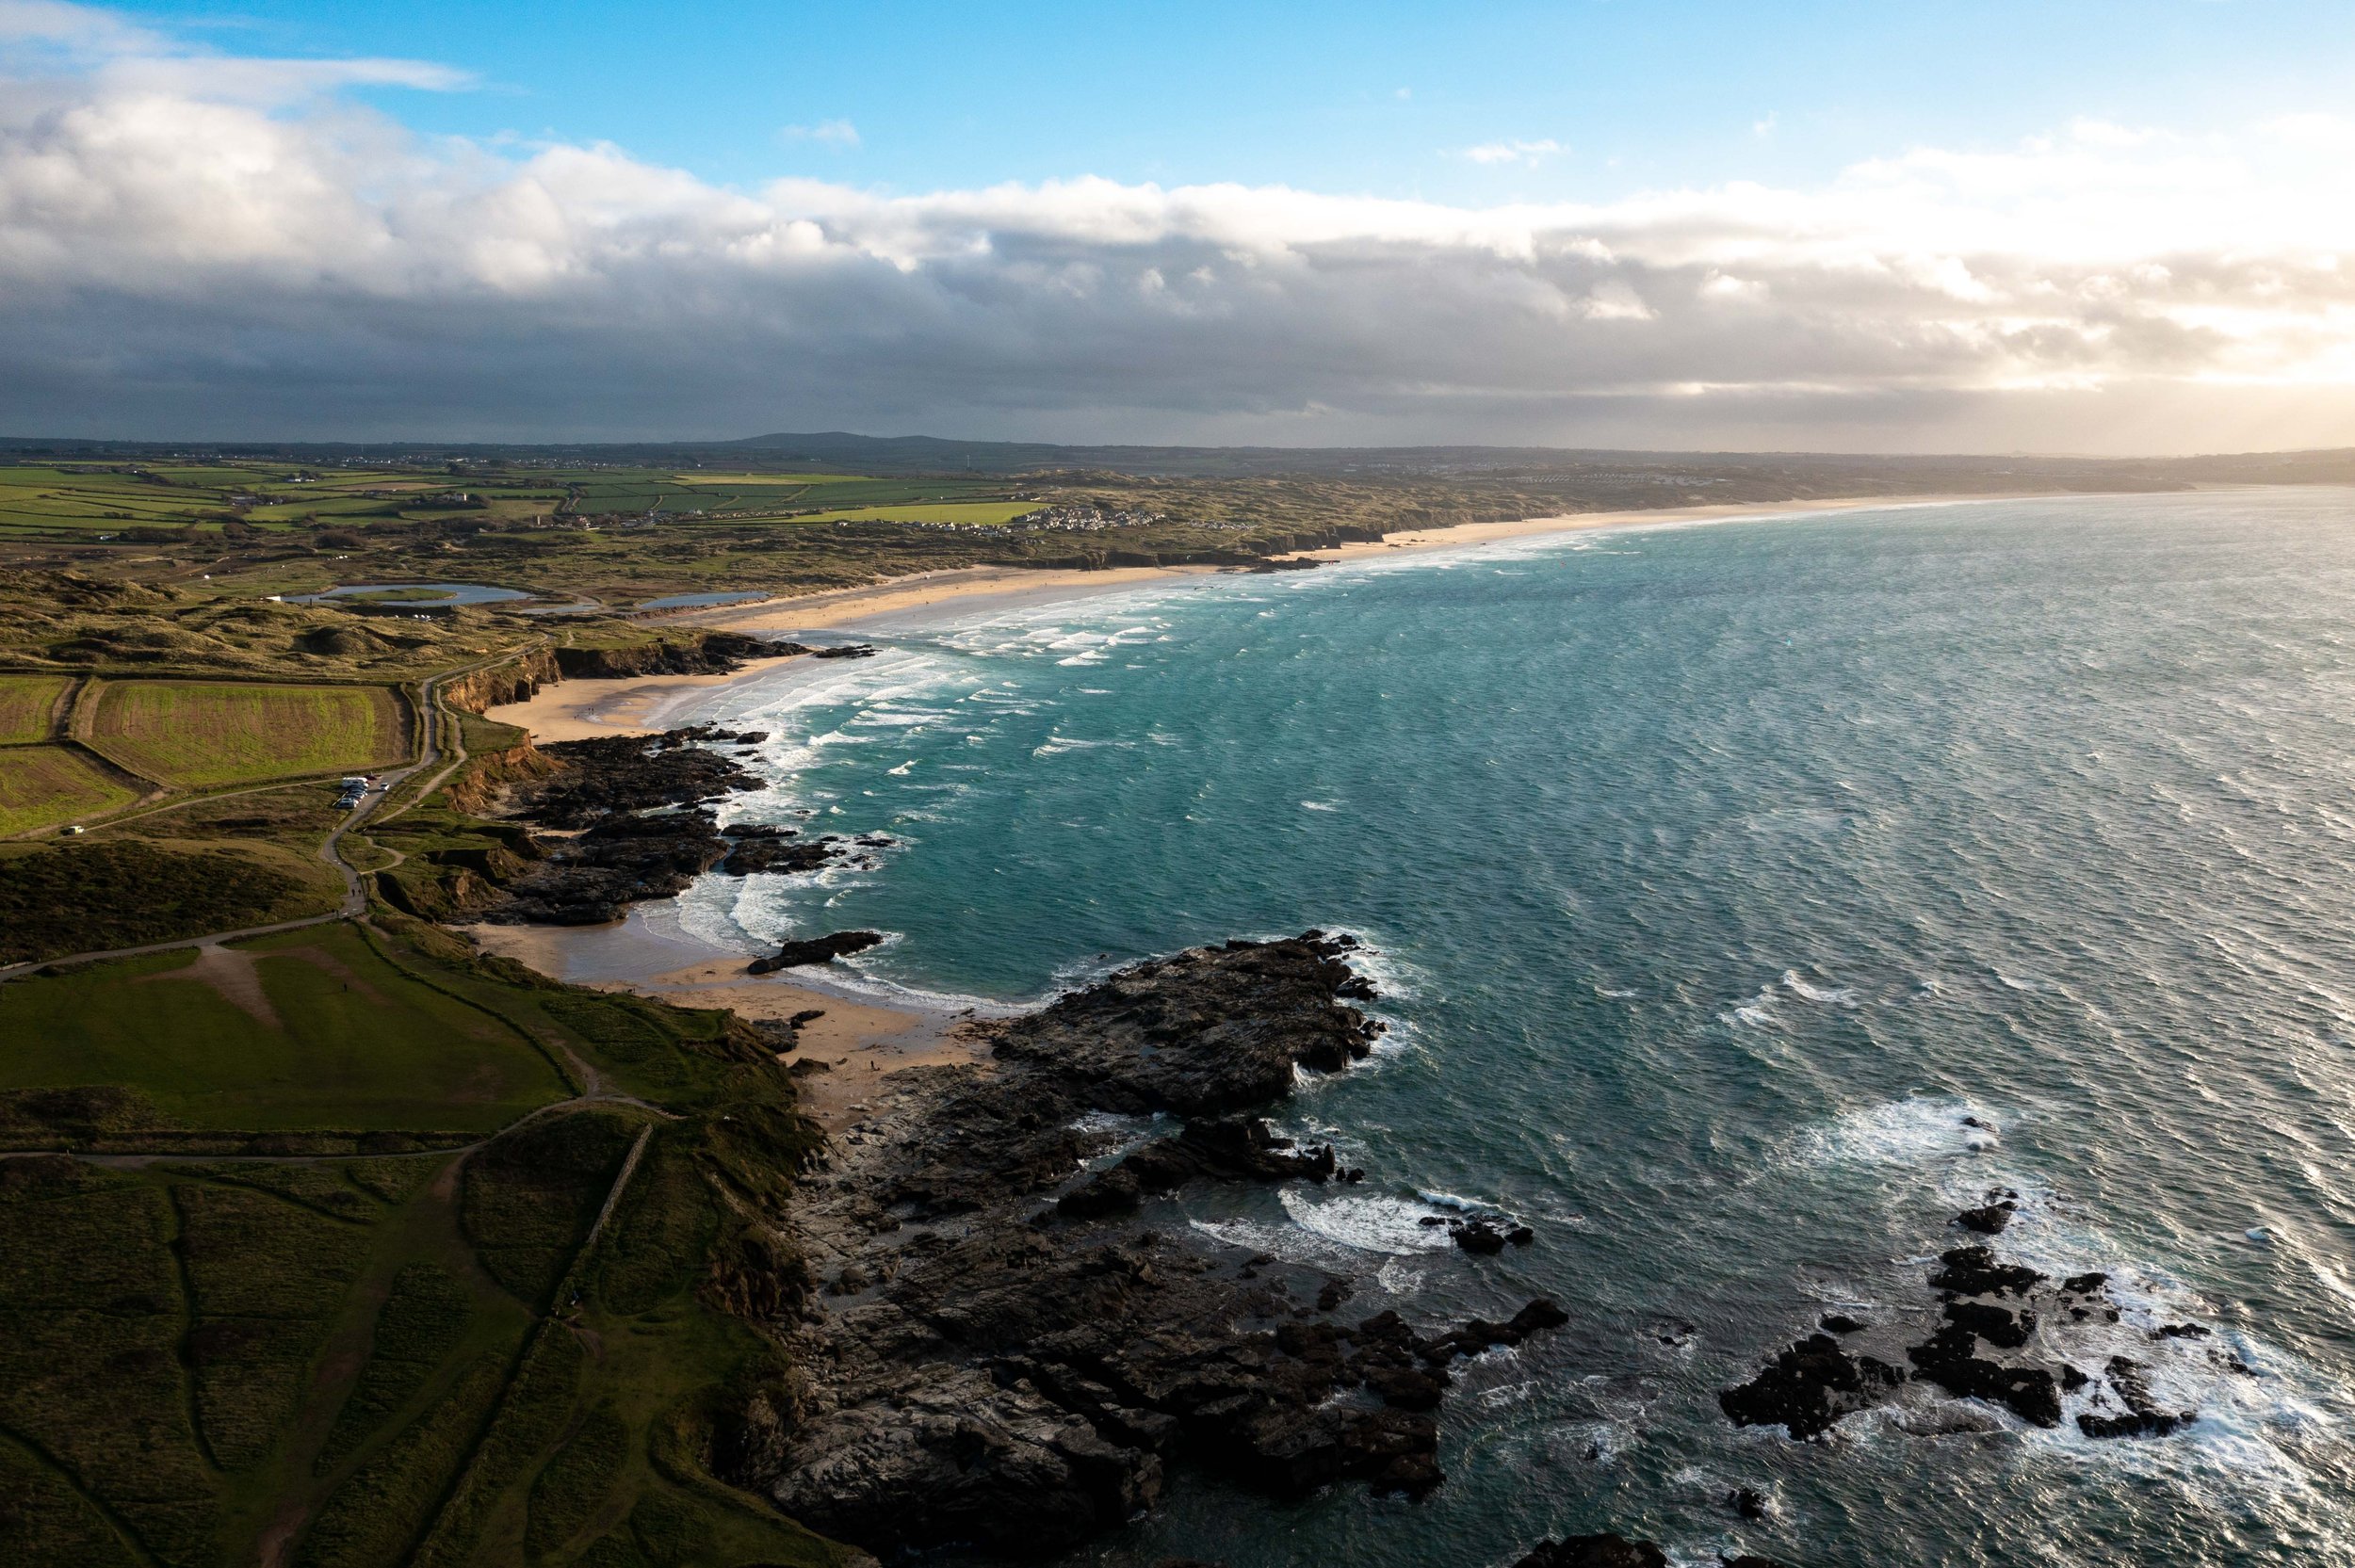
[1277,1188,1457,1253]
[1782,969,1860,1006]
[1795,1096,1997,1167]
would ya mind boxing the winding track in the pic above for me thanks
[0,650,523,982]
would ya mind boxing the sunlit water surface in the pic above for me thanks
[670,490,2355,1567]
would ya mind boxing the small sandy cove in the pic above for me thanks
[463,925,986,1130]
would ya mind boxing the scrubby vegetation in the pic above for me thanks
[0,838,337,960]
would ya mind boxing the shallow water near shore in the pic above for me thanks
[672,490,2355,1566]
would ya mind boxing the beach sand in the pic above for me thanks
[488,492,2035,748]
[461,924,986,1129]
[482,653,805,741]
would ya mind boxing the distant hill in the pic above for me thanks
[3,429,2353,488]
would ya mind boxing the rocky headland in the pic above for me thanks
[469,725,881,925]
[721,932,1569,1559]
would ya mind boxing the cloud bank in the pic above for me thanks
[3,5,2353,450]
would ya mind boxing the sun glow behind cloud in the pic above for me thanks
[1,2,2351,447]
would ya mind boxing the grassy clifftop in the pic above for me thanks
[0,912,840,1568]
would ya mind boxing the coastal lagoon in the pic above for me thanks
[675,490,2355,1566]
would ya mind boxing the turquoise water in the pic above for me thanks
[681,490,2355,1567]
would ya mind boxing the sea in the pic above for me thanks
[649,488,2355,1566]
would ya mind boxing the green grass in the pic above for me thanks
[175,1180,377,1471]
[84,681,409,789]
[0,923,571,1133]
[0,745,138,834]
[460,1113,639,1309]
[0,673,68,742]
[316,1263,474,1468]
[0,838,342,964]
[788,499,1038,525]
[0,1160,220,1567]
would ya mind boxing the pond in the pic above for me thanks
[286,582,533,606]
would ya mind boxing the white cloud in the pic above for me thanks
[2,8,2354,450]
[1464,137,1564,167]
[781,118,859,150]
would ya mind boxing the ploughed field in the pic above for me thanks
[83,679,409,790]
[0,746,138,836]
[0,672,69,742]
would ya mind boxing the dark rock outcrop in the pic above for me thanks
[747,931,885,973]
[739,935,1568,1558]
[1718,1332,1904,1439]
[1906,1321,2061,1428]
[1929,1244,2044,1298]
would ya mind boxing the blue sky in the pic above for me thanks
[5,1,2354,448]
[106,0,2355,200]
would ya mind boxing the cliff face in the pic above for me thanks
[440,742,560,816]
[551,631,775,680]
[442,647,559,715]
[441,631,778,716]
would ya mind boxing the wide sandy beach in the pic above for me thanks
[485,491,2031,743]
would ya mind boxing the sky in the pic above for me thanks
[3,0,2354,452]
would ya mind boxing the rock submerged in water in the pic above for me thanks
[747,930,885,973]
[2076,1355,2195,1438]
[1721,1221,2223,1444]
[1511,1536,1667,1568]
[736,933,1573,1558]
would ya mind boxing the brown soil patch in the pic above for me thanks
[140,943,282,1028]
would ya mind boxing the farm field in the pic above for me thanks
[0,672,68,742]
[792,499,1039,525]
[0,923,569,1131]
[84,680,409,788]
[0,744,139,835]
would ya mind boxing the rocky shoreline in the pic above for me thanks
[468,724,885,925]
[722,932,1570,1558]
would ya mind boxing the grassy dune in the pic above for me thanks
[0,673,68,743]
[84,681,409,789]
[0,745,138,834]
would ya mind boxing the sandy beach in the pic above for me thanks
[486,492,2039,747]
[482,652,806,741]
[461,923,987,1129]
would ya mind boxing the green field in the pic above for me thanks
[84,680,409,788]
[0,906,841,1568]
[0,744,139,834]
[0,925,569,1132]
[792,499,1038,525]
[0,673,68,743]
